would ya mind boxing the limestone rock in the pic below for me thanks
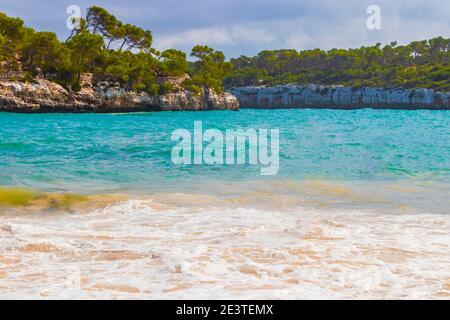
[229,85,450,110]
[0,77,239,113]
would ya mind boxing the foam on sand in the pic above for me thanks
[0,197,449,299]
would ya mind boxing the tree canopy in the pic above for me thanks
[0,7,448,93]
[225,39,450,91]
[0,7,230,94]
[190,45,232,93]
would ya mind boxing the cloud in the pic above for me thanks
[156,28,232,49]
[155,24,277,52]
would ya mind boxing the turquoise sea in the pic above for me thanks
[0,108,449,212]
[1,109,450,299]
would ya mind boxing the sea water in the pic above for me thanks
[0,109,449,299]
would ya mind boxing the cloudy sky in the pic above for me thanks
[1,0,449,58]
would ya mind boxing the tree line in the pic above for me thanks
[0,6,230,94]
[1,6,449,93]
[225,38,450,91]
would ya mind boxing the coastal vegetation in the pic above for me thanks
[225,38,450,91]
[0,7,230,94]
[0,7,449,93]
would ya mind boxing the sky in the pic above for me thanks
[1,0,449,58]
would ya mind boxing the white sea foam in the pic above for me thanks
[0,197,449,299]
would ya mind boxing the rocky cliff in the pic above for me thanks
[0,76,239,113]
[229,85,450,110]
[3,79,450,112]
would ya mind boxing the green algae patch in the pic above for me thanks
[43,193,89,210]
[0,187,39,206]
[0,186,128,214]
[0,187,89,211]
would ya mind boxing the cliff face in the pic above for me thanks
[3,80,449,113]
[229,85,450,110]
[0,78,239,113]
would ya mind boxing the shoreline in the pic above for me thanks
[3,105,450,114]
[1,180,449,299]
[2,178,450,216]
[0,77,239,113]
[230,85,450,110]
[1,194,449,299]
[1,79,450,113]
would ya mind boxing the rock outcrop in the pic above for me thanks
[3,79,449,112]
[0,76,239,113]
[229,85,450,110]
